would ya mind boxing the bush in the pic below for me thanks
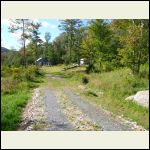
[13,65,42,81]
[124,72,148,95]
[1,65,12,77]
[23,67,35,81]
[139,64,149,79]
[86,64,99,73]
[82,76,89,84]
[11,67,23,80]
[103,62,113,72]
[1,78,19,94]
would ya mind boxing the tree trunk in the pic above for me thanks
[137,20,143,74]
[35,42,38,66]
[22,19,26,68]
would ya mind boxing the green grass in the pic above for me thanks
[1,67,44,131]
[42,65,149,129]
[1,90,31,130]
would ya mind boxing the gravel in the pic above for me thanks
[55,90,101,131]
[64,88,134,131]
[19,72,147,131]
[44,87,74,131]
[18,88,50,131]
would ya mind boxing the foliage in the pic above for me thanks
[139,63,149,79]
[81,19,119,73]
[28,21,42,61]
[1,65,44,130]
[82,76,89,84]
[3,19,148,75]
[112,19,149,74]
[1,77,19,94]
[8,19,31,67]
[59,19,83,64]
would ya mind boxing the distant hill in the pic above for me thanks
[1,47,10,53]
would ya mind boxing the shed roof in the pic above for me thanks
[36,57,42,62]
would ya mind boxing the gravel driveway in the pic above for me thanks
[64,88,133,131]
[44,87,74,131]
[20,74,145,131]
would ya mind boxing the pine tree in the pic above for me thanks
[29,21,42,63]
[9,19,31,67]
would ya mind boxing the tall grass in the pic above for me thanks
[1,90,31,130]
[1,65,44,131]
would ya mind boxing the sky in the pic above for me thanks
[1,19,88,50]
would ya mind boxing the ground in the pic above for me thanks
[19,65,148,131]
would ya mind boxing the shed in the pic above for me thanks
[35,57,50,66]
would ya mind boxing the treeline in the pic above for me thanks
[2,19,149,75]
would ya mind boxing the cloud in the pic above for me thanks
[1,41,12,49]
[33,19,39,23]
[40,35,45,42]
[11,31,22,39]
[49,24,57,29]
[1,19,23,29]
[42,21,49,27]
[11,30,30,46]
[2,19,57,30]
[1,19,11,26]
[41,21,57,29]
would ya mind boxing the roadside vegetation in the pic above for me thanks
[42,65,149,129]
[1,65,44,130]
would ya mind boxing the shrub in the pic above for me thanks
[82,76,89,84]
[86,64,98,73]
[11,67,23,80]
[1,78,19,94]
[34,66,43,76]
[139,64,149,79]
[103,62,113,72]
[1,65,12,77]
[21,65,43,81]
[23,67,35,81]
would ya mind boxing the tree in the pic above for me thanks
[26,42,36,65]
[112,19,149,74]
[52,32,68,64]
[44,32,51,60]
[81,19,112,72]
[59,19,83,64]
[9,19,31,67]
[45,32,51,43]
[29,21,42,62]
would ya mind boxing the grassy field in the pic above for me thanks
[1,66,44,131]
[42,65,149,129]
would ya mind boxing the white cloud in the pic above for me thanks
[42,21,49,27]
[11,31,22,39]
[1,19,11,26]
[40,35,45,42]
[1,41,12,49]
[1,19,23,28]
[33,19,39,23]
[10,30,30,47]
[49,24,57,29]
[41,21,57,29]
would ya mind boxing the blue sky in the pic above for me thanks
[1,19,88,50]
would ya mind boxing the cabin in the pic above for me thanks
[35,57,50,66]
